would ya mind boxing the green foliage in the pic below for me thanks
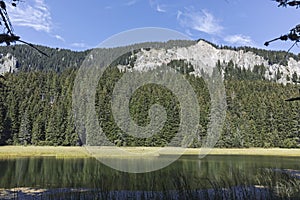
[167,59,195,74]
[18,109,31,145]
[0,69,79,146]
[0,45,90,72]
[218,59,267,81]
[0,43,300,147]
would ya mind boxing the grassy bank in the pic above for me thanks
[0,146,300,158]
[0,146,90,158]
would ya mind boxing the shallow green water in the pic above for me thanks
[0,155,299,190]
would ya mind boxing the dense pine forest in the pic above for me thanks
[0,41,300,148]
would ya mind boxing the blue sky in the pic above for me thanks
[5,0,300,53]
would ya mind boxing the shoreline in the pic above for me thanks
[0,146,300,158]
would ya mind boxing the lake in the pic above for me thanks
[0,155,299,199]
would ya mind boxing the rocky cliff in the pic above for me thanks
[1,40,300,84]
[118,40,300,84]
[0,53,18,75]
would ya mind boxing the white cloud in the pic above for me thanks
[54,35,65,42]
[105,6,113,9]
[176,7,254,48]
[185,29,193,36]
[71,42,89,48]
[177,10,182,20]
[125,0,138,6]
[177,8,223,35]
[156,4,166,12]
[224,34,253,46]
[7,0,52,33]
[149,0,166,13]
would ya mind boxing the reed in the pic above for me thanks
[3,168,300,199]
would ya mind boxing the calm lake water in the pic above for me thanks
[0,155,299,191]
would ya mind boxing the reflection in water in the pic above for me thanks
[0,155,299,191]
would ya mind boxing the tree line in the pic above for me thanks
[0,42,299,147]
[0,55,299,147]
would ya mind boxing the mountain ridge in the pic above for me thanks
[115,40,300,84]
[0,40,300,147]
[0,40,300,84]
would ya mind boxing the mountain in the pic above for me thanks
[115,40,300,84]
[1,40,300,84]
[0,40,300,148]
[0,45,90,74]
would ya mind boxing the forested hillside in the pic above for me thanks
[0,41,300,147]
[0,40,196,73]
[0,45,89,72]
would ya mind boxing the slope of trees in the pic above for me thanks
[0,56,299,147]
[0,43,299,147]
[0,69,79,146]
[0,45,90,72]
[0,40,196,73]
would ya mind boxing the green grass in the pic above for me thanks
[0,146,300,158]
[0,146,90,158]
